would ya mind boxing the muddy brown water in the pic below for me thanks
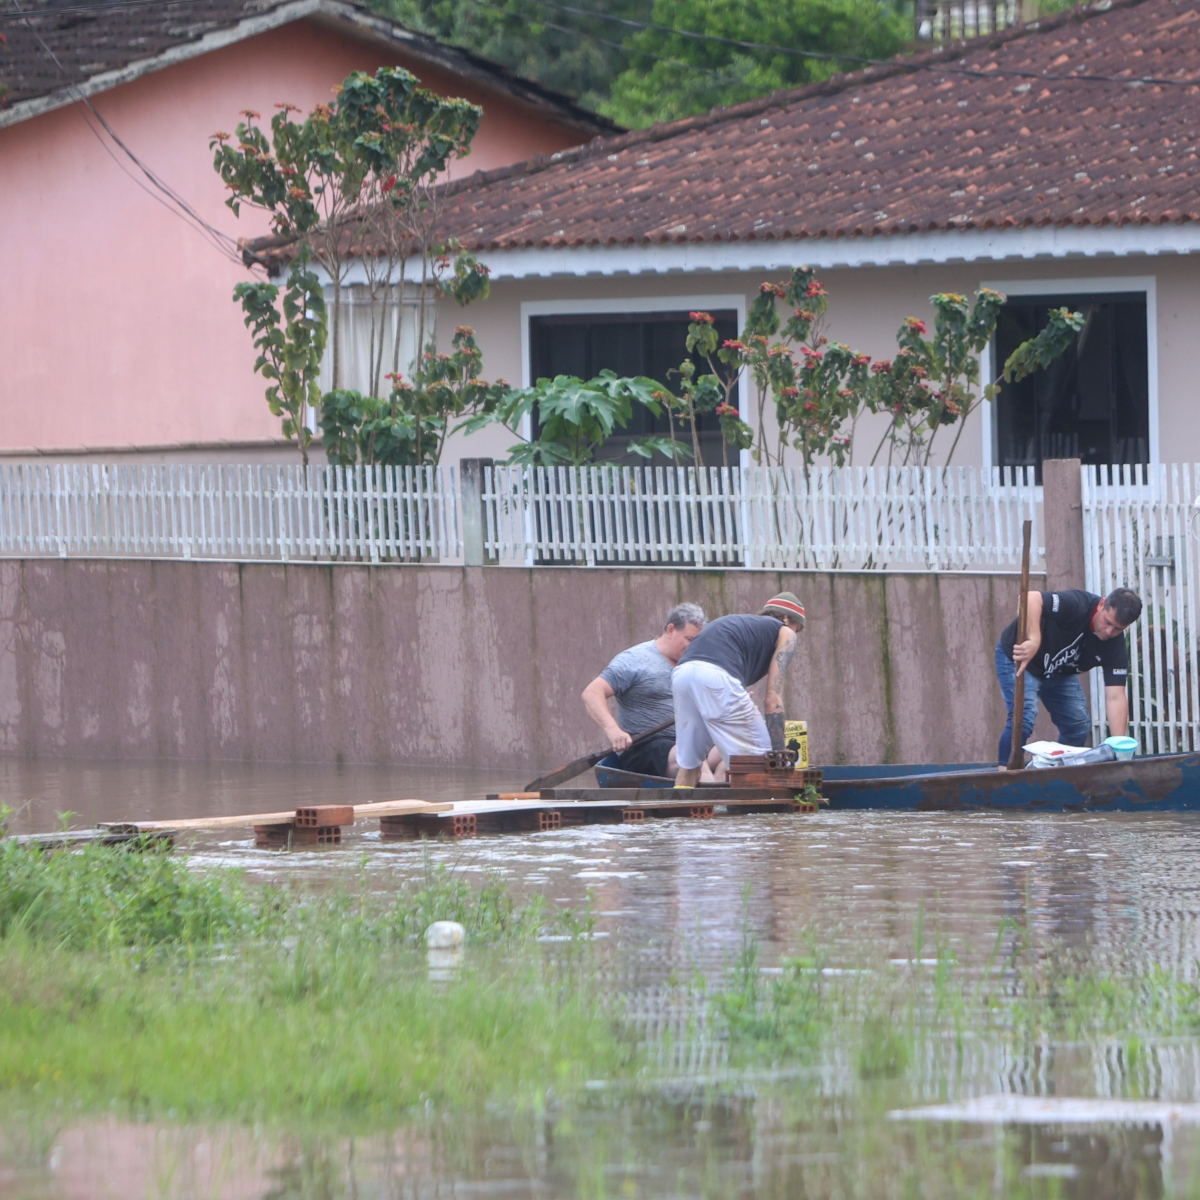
[5,757,1200,1198]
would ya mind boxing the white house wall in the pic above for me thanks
[440,252,1200,470]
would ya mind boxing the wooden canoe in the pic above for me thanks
[596,754,1200,812]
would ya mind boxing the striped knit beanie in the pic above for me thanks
[760,591,806,628]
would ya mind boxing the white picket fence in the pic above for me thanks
[482,464,1043,571]
[1083,463,1200,753]
[0,461,1041,572]
[0,464,461,562]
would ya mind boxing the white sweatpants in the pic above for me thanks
[672,659,771,770]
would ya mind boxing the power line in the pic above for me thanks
[0,0,189,19]
[5,0,1199,89]
[464,0,1200,89]
[6,0,248,264]
[461,0,740,81]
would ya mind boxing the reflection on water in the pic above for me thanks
[6,757,1200,1198]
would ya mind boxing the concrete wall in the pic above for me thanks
[0,21,588,458]
[0,558,1046,770]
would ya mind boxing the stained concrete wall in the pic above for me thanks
[0,559,1049,770]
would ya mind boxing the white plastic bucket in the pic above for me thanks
[1103,736,1138,761]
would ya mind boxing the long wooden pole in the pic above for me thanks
[1007,518,1033,771]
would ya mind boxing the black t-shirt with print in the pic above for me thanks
[1000,589,1129,687]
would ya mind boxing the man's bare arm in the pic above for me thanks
[581,676,631,751]
[764,626,797,751]
[1105,685,1129,737]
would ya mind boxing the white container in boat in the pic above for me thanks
[1104,735,1138,761]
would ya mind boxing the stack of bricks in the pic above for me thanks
[728,753,824,800]
[254,805,355,849]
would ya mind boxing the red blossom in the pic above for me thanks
[904,317,928,335]
[804,401,817,412]
[382,174,397,193]
[455,326,475,336]
[689,311,715,324]
[852,354,871,367]
[274,103,302,114]
[722,339,747,352]
[716,402,740,417]
[759,283,785,297]
[871,360,892,374]
[239,109,261,120]
[805,281,828,299]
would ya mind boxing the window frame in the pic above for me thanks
[979,275,1158,470]
[520,294,750,468]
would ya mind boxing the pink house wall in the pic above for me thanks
[0,22,586,455]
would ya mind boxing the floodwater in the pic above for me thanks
[6,756,1200,1198]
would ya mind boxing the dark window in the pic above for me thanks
[993,293,1149,480]
[529,310,739,466]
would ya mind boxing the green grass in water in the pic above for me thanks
[0,842,627,1127]
[6,840,1200,1136]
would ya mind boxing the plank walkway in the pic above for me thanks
[10,779,821,851]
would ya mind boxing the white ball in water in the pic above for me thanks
[425,920,465,950]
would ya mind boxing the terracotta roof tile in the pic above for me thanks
[436,0,1200,249]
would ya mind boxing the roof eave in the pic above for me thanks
[0,0,323,130]
[0,0,618,136]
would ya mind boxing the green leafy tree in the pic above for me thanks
[606,0,907,127]
[212,67,490,461]
[692,268,1083,470]
[231,261,327,466]
[371,0,652,116]
[321,326,511,468]
[468,371,685,466]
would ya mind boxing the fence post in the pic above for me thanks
[1042,457,1085,590]
[460,458,494,567]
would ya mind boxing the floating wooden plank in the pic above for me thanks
[102,799,450,833]
[378,794,813,840]
[10,827,177,850]
[538,787,814,803]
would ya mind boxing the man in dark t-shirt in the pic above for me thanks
[672,591,806,786]
[995,586,1142,764]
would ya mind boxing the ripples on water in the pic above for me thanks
[5,757,1200,1198]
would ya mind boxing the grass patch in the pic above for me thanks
[5,840,1200,1137]
[0,843,623,1127]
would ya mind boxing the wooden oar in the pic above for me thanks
[1007,518,1033,772]
[525,716,675,791]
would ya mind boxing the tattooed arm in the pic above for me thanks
[764,625,797,751]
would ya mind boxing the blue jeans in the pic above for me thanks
[995,639,1092,764]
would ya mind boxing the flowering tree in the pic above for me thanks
[321,326,510,468]
[676,268,1083,470]
[211,67,492,463]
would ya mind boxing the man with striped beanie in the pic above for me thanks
[671,592,806,787]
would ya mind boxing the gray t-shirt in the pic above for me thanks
[600,639,674,736]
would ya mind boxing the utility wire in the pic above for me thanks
[456,0,1200,90]
[6,0,1200,94]
[5,0,1199,89]
[460,0,740,81]
[6,0,246,264]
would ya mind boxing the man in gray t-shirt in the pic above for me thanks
[581,603,707,778]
